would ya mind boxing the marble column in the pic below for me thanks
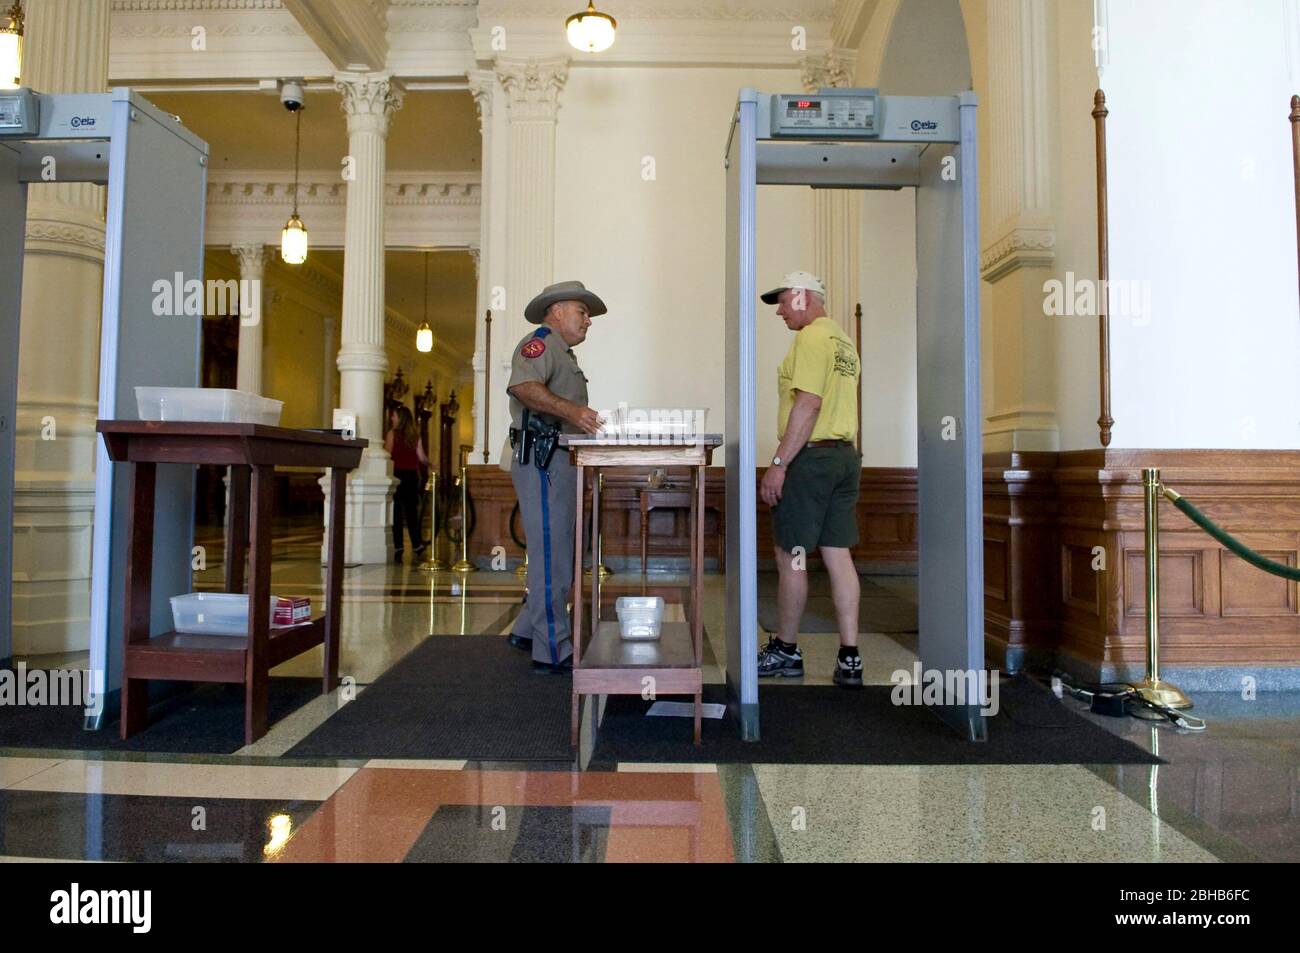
[230,243,267,395]
[803,50,861,334]
[979,0,1060,453]
[324,71,404,565]
[12,0,110,656]
[495,57,568,352]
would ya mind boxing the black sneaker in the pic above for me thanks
[757,637,804,678]
[833,652,864,689]
[506,633,531,652]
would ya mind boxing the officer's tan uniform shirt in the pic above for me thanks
[507,327,589,434]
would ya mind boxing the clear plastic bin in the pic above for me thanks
[615,595,665,641]
[170,592,279,636]
[136,387,283,426]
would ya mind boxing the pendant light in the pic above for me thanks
[416,251,433,353]
[0,1,23,90]
[566,1,616,54]
[280,91,308,265]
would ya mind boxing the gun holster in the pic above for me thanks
[511,408,561,471]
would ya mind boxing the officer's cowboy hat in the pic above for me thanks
[524,280,608,325]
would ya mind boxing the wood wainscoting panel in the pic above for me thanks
[988,449,1300,677]
[463,464,919,569]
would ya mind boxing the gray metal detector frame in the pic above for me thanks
[0,89,208,726]
[724,89,985,742]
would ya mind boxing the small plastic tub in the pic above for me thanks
[170,593,256,636]
[616,595,665,641]
[136,387,283,426]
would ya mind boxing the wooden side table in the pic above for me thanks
[565,434,723,746]
[638,486,726,574]
[97,421,366,744]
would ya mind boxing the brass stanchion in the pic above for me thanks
[1129,467,1192,711]
[418,470,447,572]
[585,472,612,581]
[515,553,529,578]
[451,466,477,573]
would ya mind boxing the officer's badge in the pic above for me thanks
[521,338,547,359]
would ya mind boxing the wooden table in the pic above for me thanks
[638,486,726,573]
[97,421,366,744]
[566,434,723,746]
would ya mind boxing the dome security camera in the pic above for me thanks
[280,80,305,112]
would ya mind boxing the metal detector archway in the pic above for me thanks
[0,89,208,725]
[725,88,985,742]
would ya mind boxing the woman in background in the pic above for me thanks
[385,404,430,562]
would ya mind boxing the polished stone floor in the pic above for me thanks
[3,525,1297,863]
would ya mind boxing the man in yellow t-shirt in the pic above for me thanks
[756,271,863,689]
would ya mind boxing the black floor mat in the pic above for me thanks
[285,637,573,761]
[0,677,322,755]
[588,676,1162,766]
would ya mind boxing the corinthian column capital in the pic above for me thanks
[335,71,406,137]
[467,69,496,129]
[495,56,569,121]
[230,242,268,279]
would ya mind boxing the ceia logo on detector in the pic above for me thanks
[70,115,96,128]
[911,119,938,132]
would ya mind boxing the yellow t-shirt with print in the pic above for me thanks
[777,316,860,442]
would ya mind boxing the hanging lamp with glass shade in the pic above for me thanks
[416,251,433,353]
[0,1,24,90]
[565,1,616,54]
[280,103,309,264]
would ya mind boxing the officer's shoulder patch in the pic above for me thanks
[521,338,547,359]
[534,326,552,339]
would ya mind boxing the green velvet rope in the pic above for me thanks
[1167,492,1300,582]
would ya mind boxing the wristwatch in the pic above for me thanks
[771,455,786,468]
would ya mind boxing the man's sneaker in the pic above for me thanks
[757,637,804,678]
[506,633,531,652]
[833,652,864,689]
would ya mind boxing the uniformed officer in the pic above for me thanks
[755,271,864,689]
[505,280,607,672]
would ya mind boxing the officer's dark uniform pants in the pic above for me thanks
[510,450,576,665]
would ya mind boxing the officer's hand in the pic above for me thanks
[760,465,785,507]
[571,406,604,435]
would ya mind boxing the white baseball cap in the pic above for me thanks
[760,270,827,304]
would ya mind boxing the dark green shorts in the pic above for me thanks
[771,444,861,552]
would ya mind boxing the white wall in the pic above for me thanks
[1101,0,1300,449]
[553,65,812,463]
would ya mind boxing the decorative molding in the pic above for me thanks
[207,174,480,207]
[980,222,1056,282]
[495,57,569,121]
[476,1,834,20]
[111,1,284,10]
[23,219,107,254]
[466,69,495,128]
[800,48,855,91]
[110,21,304,38]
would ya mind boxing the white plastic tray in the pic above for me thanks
[136,387,283,426]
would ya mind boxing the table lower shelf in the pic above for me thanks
[574,621,702,695]
[125,617,327,683]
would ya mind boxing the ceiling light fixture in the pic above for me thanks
[416,251,433,353]
[0,1,24,90]
[280,83,308,265]
[566,1,616,54]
